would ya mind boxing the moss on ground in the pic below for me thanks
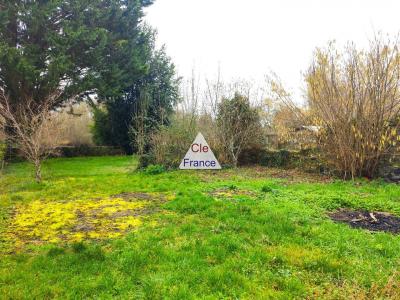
[6,195,159,249]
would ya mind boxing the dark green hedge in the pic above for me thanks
[59,145,124,157]
[238,148,327,173]
[5,146,124,161]
[238,148,294,167]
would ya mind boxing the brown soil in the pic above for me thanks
[329,209,400,234]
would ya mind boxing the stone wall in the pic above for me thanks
[379,154,400,183]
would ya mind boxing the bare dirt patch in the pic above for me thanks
[329,209,400,234]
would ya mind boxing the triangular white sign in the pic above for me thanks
[179,132,221,170]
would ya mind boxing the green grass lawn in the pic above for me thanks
[1,156,400,299]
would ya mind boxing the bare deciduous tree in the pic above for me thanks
[205,66,225,117]
[178,67,200,134]
[0,92,61,182]
[131,90,150,156]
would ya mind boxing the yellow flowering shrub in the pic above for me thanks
[6,193,171,249]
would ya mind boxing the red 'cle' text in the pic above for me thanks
[191,143,209,153]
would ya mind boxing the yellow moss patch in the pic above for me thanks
[6,193,170,249]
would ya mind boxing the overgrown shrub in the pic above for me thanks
[138,154,155,169]
[144,164,166,175]
[216,93,263,167]
[306,38,400,178]
[260,150,291,167]
[147,112,237,169]
[269,37,400,179]
[197,114,227,164]
[272,105,318,150]
[148,115,196,169]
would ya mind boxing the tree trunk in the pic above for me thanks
[4,119,14,162]
[233,158,238,168]
[34,160,42,183]
[230,146,238,168]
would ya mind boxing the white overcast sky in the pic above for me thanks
[145,0,400,101]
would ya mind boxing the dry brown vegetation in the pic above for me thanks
[306,37,400,178]
[148,74,268,168]
[269,36,400,178]
[52,103,94,147]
